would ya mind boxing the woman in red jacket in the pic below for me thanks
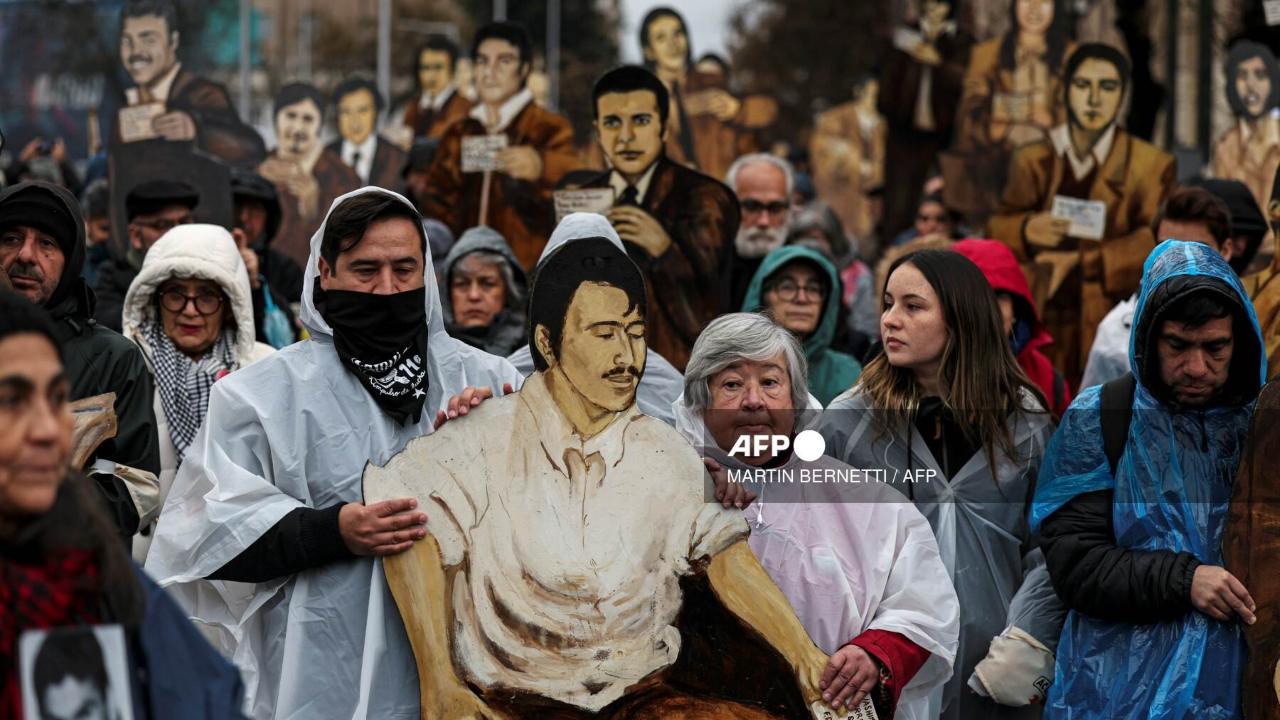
[953,238,1072,416]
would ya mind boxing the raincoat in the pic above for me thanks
[741,246,862,405]
[440,225,528,357]
[672,401,959,720]
[505,213,684,426]
[143,187,524,720]
[820,388,1063,719]
[1030,240,1265,719]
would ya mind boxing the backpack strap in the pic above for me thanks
[1099,373,1137,477]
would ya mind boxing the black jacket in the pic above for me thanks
[92,254,137,332]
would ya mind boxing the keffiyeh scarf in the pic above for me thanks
[145,321,235,462]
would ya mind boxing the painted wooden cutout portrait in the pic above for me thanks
[257,82,360,269]
[402,35,476,142]
[638,6,777,181]
[944,0,1073,223]
[364,237,846,719]
[571,65,738,371]
[418,21,577,270]
[988,42,1174,387]
[1212,40,1280,214]
[115,0,264,166]
[811,73,886,249]
[326,77,408,192]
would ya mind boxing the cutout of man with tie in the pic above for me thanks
[327,77,408,192]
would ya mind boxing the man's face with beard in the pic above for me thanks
[120,13,178,89]
[0,225,65,306]
[275,98,321,162]
[1235,55,1272,119]
[732,160,790,259]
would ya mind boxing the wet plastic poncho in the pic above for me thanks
[143,187,524,720]
[1030,240,1265,719]
[820,388,1063,720]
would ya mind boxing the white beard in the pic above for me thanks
[734,225,787,259]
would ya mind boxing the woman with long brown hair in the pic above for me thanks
[820,249,1064,719]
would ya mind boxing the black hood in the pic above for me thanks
[0,181,86,312]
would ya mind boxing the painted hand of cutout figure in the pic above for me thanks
[686,88,742,121]
[495,146,543,182]
[337,497,428,557]
[609,205,673,257]
[152,111,198,141]
[1024,212,1070,249]
[909,41,942,67]
[821,644,880,712]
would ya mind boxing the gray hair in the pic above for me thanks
[454,250,525,309]
[684,312,809,413]
[725,153,795,198]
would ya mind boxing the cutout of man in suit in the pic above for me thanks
[575,65,739,371]
[327,77,408,192]
[401,35,475,142]
[989,43,1174,386]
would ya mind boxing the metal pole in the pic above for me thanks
[547,0,560,111]
[378,0,391,108]
[300,0,312,80]
[1196,0,1212,163]
[1164,0,1178,149]
[493,0,507,21]
[239,0,250,121]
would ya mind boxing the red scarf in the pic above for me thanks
[1,548,101,719]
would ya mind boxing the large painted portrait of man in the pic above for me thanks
[1212,40,1280,213]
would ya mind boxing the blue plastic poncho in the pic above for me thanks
[1031,240,1265,719]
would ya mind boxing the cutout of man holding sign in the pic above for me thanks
[420,21,577,270]
[567,65,739,370]
[989,43,1174,386]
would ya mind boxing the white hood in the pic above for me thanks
[536,211,625,265]
[122,224,257,365]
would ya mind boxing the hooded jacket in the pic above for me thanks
[506,213,686,427]
[144,188,523,720]
[0,182,161,535]
[952,239,1072,416]
[121,225,275,560]
[741,246,861,406]
[1032,240,1265,719]
[441,226,527,358]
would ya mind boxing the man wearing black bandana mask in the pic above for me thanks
[144,187,523,719]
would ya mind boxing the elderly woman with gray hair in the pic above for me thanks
[674,312,959,720]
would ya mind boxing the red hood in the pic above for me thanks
[952,238,1053,348]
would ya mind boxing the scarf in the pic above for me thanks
[317,287,430,425]
[145,321,235,461]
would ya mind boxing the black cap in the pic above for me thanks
[1187,177,1268,237]
[229,167,282,245]
[125,179,199,221]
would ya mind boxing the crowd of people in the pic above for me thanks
[2,1,1279,719]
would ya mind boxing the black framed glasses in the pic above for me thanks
[132,213,194,234]
[159,288,223,315]
[740,199,790,216]
[769,279,826,302]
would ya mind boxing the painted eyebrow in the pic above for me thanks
[587,321,623,330]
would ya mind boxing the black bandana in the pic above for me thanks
[317,287,430,425]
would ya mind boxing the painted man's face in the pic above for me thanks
[474,38,525,106]
[338,88,377,146]
[546,282,645,414]
[596,90,666,180]
[1068,58,1123,133]
[1015,0,1054,36]
[275,98,321,161]
[120,13,178,88]
[418,49,452,94]
[1236,56,1272,119]
[643,16,688,75]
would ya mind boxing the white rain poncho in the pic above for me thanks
[143,187,524,720]
[506,212,685,425]
[672,397,959,720]
[819,389,1065,720]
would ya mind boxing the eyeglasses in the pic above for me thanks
[159,288,223,315]
[132,214,194,234]
[769,279,826,302]
[741,199,790,217]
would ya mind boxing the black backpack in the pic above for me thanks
[1099,373,1137,476]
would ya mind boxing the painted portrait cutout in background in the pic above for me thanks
[258,82,359,268]
[114,0,263,166]
[639,6,777,181]
[326,77,408,192]
[401,35,475,142]
[811,73,885,248]
[19,626,134,720]
[1212,40,1280,214]
[989,42,1174,387]
[364,237,843,719]
[944,0,1073,224]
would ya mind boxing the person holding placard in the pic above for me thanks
[420,22,576,270]
[989,43,1174,386]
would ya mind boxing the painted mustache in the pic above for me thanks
[602,366,641,380]
[128,54,153,66]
